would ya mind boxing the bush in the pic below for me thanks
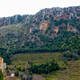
[63,52,79,61]
[0,48,11,64]
[15,71,19,76]
[29,60,60,74]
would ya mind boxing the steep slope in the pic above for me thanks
[0,6,80,53]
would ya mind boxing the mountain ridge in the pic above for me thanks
[0,6,80,26]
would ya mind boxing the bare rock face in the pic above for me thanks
[54,27,59,33]
[40,21,50,31]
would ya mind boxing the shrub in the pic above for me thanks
[63,52,79,61]
[15,71,19,76]
[28,60,60,74]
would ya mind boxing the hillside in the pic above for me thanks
[0,6,80,54]
[0,6,80,80]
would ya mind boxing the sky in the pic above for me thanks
[0,0,80,17]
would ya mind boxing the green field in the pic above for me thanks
[7,52,80,80]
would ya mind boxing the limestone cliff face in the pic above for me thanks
[40,21,50,31]
[54,27,59,33]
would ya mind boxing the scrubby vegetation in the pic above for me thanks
[0,48,11,64]
[62,52,79,61]
[0,70,4,80]
[29,60,60,74]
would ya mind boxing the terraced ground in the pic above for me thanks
[8,52,80,80]
[45,60,80,80]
